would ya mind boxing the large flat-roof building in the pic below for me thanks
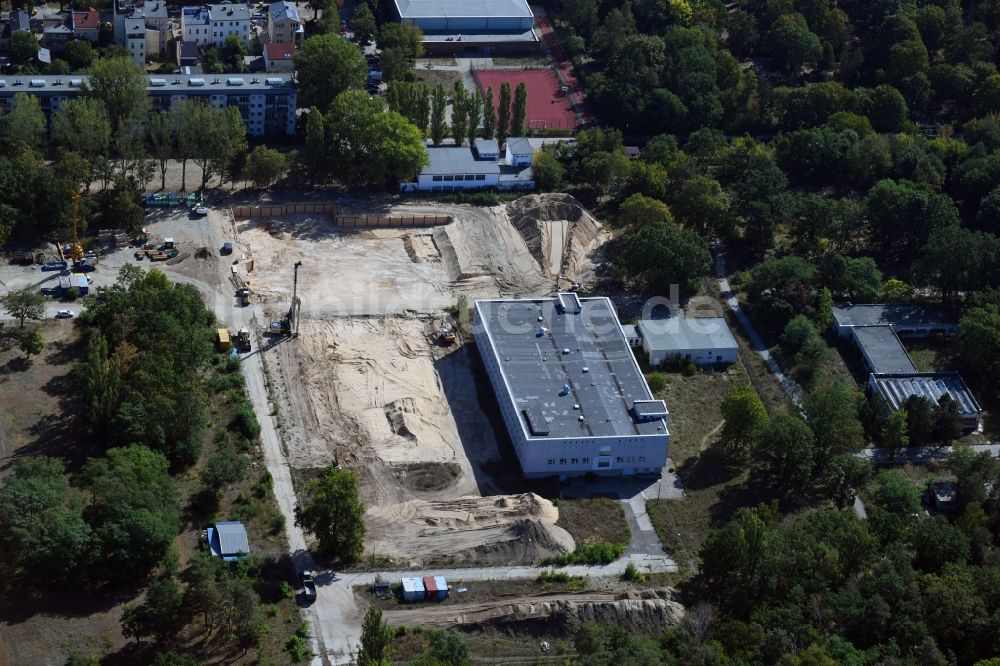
[868,373,982,432]
[400,142,535,192]
[832,303,957,338]
[473,294,669,478]
[392,0,539,54]
[0,74,297,137]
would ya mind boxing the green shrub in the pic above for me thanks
[646,371,668,392]
[279,581,293,600]
[232,404,261,439]
[622,562,643,581]
[541,541,626,566]
[285,634,311,662]
[269,510,286,534]
[537,569,572,583]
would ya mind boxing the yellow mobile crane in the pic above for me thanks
[69,191,85,262]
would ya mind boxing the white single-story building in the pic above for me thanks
[506,137,533,166]
[400,143,535,192]
[637,317,738,367]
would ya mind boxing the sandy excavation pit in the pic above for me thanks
[247,196,611,564]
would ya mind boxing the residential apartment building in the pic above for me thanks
[264,42,295,72]
[112,0,169,58]
[0,74,297,137]
[183,3,249,48]
[266,0,303,46]
[71,7,101,43]
[124,15,146,65]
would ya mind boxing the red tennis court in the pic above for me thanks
[473,68,580,131]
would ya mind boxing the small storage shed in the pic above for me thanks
[422,575,449,601]
[401,576,425,602]
[207,520,250,561]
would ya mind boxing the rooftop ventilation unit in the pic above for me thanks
[265,77,283,85]
[69,78,81,86]
[631,400,668,421]
[0,80,5,88]
[150,78,167,86]
[557,292,582,315]
[29,79,45,88]
[188,78,206,86]
[227,77,244,86]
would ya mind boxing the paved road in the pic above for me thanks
[857,443,1000,465]
[713,247,804,408]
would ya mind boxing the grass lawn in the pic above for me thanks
[411,68,463,90]
[646,361,779,577]
[555,498,629,547]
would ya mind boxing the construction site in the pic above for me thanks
[228,194,611,566]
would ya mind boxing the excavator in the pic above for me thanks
[269,261,302,337]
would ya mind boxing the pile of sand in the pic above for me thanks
[364,493,575,566]
[506,194,608,283]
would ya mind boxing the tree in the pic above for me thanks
[120,578,185,644]
[52,97,111,160]
[430,84,447,146]
[766,13,822,74]
[700,506,774,606]
[626,160,669,201]
[947,446,1000,509]
[79,445,180,581]
[915,226,993,299]
[223,34,247,72]
[902,395,935,445]
[910,516,970,572]
[18,327,43,360]
[294,466,365,562]
[350,4,376,44]
[618,193,673,227]
[200,449,248,500]
[427,630,470,666]
[9,31,39,67]
[3,92,47,152]
[84,57,150,137]
[861,84,908,133]
[804,381,864,471]
[1,285,46,328]
[616,219,711,292]
[147,110,173,191]
[954,305,1000,399]
[325,90,428,185]
[450,82,469,146]
[227,579,266,651]
[821,453,874,508]
[881,409,910,456]
[293,34,368,110]
[303,107,327,182]
[497,82,512,146]
[243,146,287,189]
[183,555,225,631]
[379,22,425,60]
[511,82,527,137]
[358,606,393,666]
[64,40,95,70]
[865,179,958,267]
[872,470,920,516]
[671,176,731,236]
[753,412,816,489]
[482,86,495,140]
[933,395,962,445]
[532,149,565,190]
[466,89,482,146]
[720,386,768,461]
[0,456,92,581]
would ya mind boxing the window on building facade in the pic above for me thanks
[547,459,554,465]
[582,457,589,464]
[559,458,566,465]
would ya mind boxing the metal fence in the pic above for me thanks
[231,202,338,218]
[333,215,453,227]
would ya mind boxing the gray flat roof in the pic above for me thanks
[0,73,294,93]
[638,317,738,353]
[209,3,250,21]
[475,138,499,155]
[269,0,300,21]
[833,303,956,329]
[870,373,982,417]
[395,0,532,19]
[475,296,667,440]
[853,326,917,374]
[422,146,499,176]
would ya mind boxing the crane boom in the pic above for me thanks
[70,191,84,262]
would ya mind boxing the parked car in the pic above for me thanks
[41,261,67,271]
[300,571,317,603]
[55,309,74,319]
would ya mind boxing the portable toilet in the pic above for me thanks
[401,577,425,602]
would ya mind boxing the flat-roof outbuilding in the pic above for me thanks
[637,317,738,367]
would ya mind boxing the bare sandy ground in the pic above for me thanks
[244,195,608,565]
